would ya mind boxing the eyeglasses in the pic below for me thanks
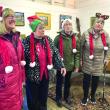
[7,16,15,20]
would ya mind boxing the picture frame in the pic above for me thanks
[15,12,25,26]
[36,12,51,30]
[59,14,72,29]
[90,17,96,27]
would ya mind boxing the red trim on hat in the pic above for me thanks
[27,15,41,23]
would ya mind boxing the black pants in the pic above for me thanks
[83,73,99,99]
[56,70,72,101]
[26,76,49,110]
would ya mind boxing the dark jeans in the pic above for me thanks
[83,73,99,99]
[26,75,49,110]
[56,70,72,101]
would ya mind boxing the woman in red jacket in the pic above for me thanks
[0,7,26,110]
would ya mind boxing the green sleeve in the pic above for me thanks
[80,33,86,61]
[74,36,80,68]
[54,35,59,49]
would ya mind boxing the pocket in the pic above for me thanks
[0,74,7,89]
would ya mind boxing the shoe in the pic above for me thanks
[81,98,89,106]
[65,98,73,105]
[90,97,96,104]
[56,100,62,107]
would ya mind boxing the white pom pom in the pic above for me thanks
[72,49,77,53]
[89,55,94,60]
[47,64,53,70]
[61,58,64,61]
[21,60,26,66]
[104,46,108,50]
[30,62,36,67]
[5,66,13,74]
[0,17,2,21]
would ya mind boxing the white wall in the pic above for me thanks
[0,0,79,39]
[77,0,110,34]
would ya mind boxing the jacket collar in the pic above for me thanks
[59,30,77,38]
[88,28,105,35]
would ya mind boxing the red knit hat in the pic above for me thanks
[27,15,42,32]
[27,15,41,23]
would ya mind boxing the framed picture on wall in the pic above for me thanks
[59,14,72,29]
[15,12,25,26]
[90,17,96,27]
[36,12,51,30]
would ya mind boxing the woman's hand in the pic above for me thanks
[74,68,79,73]
[80,60,83,67]
[104,60,109,67]
[61,68,66,77]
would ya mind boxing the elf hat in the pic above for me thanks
[0,7,15,21]
[27,15,42,32]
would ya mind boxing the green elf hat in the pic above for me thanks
[0,7,14,21]
[27,15,42,32]
[2,8,14,18]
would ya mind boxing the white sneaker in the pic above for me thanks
[81,98,89,106]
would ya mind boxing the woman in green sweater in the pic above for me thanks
[54,19,80,107]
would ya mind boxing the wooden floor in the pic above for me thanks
[47,98,68,110]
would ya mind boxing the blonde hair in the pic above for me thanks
[0,21,7,34]
[0,8,16,35]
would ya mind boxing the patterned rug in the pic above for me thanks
[48,77,110,110]
[48,85,74,110]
